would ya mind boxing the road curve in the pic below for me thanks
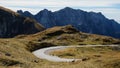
[32,45,119,62]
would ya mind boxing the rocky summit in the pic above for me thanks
[0,6,44,38]
[17,7,120,38]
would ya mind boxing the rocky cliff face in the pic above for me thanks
[17,7,120,38]
[0,6,44,38]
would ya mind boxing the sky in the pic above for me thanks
[0,0,120,23]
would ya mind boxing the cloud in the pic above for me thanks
[1,0,120,7]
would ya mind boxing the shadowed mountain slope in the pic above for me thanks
[0,6,44,38]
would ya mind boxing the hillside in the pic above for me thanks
[0,6,44,38]
[15,25,120,51]
[17,7,120,38]
[0,25,120,68]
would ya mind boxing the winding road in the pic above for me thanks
[32,45,119,62]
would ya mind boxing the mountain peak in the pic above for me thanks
[64,7,73,10]
[61,7,74,11]
[17,10,23,14]
[56,7,84,13]
[41,9,50,12]
[24,11,31,14]
[17,10,32,15]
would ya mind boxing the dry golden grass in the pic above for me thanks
[51,46,120,68]
[0,39,120,68]
[0,25,120,68]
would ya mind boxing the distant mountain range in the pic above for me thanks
[0,6,44,38]
[17,7,120,38]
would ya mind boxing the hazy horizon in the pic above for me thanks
[0,0,120,23]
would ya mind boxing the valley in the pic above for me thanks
[0,6,119,68]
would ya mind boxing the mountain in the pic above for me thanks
[0,6,44,38]
[17,7,120,38]
[17,10,34,18]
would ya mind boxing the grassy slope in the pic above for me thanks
[16,25,120,51]
[0,25,120,68]
[51,46,120,68]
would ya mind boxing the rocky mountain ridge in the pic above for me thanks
[17,7,120,38]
